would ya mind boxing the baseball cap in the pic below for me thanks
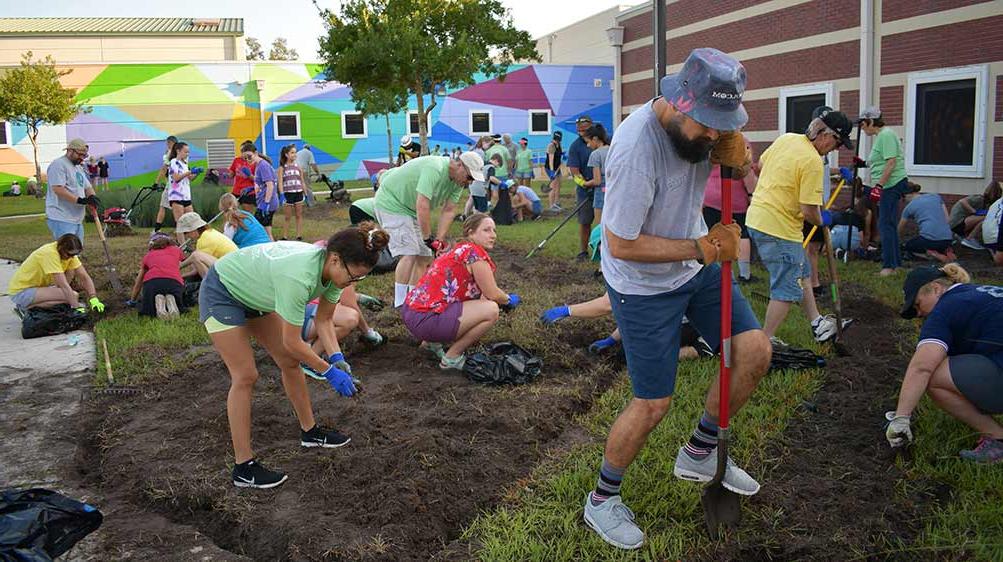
[491,133,502,141]
[576,115,593,125]
[659,48,748,131]
[819,110,854,149]
[553,131,563,141]
[66,138,88,151]
[458,151,485,182]
[900,266,946,319]
[400,134,413,147]
[175,212,208,234]
[858,106,882,122]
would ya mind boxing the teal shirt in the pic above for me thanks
[869,127,907,188]
[374,156,464,218]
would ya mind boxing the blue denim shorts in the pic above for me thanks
[607,263,761,399]
[749,228,810,303]
[10,287,37,312]
[593,187,605,209]
[47,219,84,243]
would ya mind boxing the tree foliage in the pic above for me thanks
[0,52,88,182]
[317,0,538,153]
[245,37,265,60]
[269,37,299,61]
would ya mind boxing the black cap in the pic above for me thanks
[900,266,946,319]
[553,131,563,141]
[818,110,854,150]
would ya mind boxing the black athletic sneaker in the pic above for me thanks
[232,459,287,489]
[301,425,351,448]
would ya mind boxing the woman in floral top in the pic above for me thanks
[402,213,521,370]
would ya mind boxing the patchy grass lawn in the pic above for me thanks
[0,196,46,217]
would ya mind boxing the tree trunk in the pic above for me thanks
[29,126,41,187]
[385,113,393,165]
[414,83,427,155]
[424,90,439,158]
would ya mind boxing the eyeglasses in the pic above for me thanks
[341,259,368,283]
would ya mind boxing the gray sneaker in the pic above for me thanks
[672,447,761,496]
[582,494,644,550]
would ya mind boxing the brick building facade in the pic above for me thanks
[612,0,1003,197]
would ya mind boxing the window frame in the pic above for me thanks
[778,83,837,166]
[406,110,422,136]
[905,64,988,178]
[527,109,552,135]
[0,120,11,147]
[340,111,368,139]
[272,111,301,141]
[468,109,493,136]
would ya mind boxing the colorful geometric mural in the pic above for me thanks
[0,62,613,186]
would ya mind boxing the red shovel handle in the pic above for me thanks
[718,166,734,430]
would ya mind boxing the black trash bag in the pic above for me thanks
[770,345,826,371]
[372,247,399,274]
[463,342,542,385]
[490,188,513,226]
[182,279,202,308]
[20,304,87,339]
[0,488,103,561]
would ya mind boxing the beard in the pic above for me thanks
[665,116,714,164]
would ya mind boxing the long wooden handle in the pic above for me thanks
[802,179,845,248]
[101,338,115,385]
[90,206,107,242]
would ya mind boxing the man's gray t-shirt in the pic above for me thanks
[601,101,711,296]
[587,145,610,190]
[295,149,316,171]
[903,193,952,241]
[45,155,90,223]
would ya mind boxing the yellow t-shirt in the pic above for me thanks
[8,241,82,294]
[746,133,824,242]
[197,228,238,259]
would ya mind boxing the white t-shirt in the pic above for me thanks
[516,185,540,203]
[168,158,191,201]
[984,198,1002,246]
[45,155,91,223]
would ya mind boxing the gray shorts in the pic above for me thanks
[10,287,37,312]
[950,354,1003,414]
[375,208,432,258]
[198,266,265,333]
[159,185,171,209]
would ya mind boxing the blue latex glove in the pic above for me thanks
[589,336,619,354]
[540,305,570,324]
[500,293,521,312]
[975,209,988,216]
[502,179,516,190]
[838,166,853,183]
[190,166,204,176]
[323,353,356,397]
[820,210,833,226]
[278,192,286,205]
[546,169,556,180]
[240,166,252,177]
[330,351,352,374]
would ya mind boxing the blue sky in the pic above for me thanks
[6,0,629,62]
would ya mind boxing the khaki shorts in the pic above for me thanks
[375,208,432,258]
[159,184,171,209]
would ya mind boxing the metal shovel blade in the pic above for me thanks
[701,429,741,539]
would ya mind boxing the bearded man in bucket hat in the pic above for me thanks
[582,48,772,550]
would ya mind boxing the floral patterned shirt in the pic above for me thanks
[406,242,495,313]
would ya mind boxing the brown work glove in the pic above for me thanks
[694,236,720,265]
[710,131,752,177]
[701,222,741,263]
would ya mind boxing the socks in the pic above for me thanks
[591,458,625,505]
[738,259,751,280]
[684,411,719,460]
[810,315,822,327]
[154,222,163,232]
[393,283,408,308]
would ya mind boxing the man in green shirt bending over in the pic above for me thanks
[375,153,484,307]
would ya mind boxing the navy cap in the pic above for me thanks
[900,266,946,319]
[660,48,748,131]
[819,110,855,150]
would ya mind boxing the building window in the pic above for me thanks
[779,83,836,164]
[528,110,551,135]
[469,110,492,135]
[407,111,421,136]
[0,121,9,147]
[273,112,301,140]
[906,65,988,178]
[341,111,367,139]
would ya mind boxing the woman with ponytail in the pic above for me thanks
[199,223,390,489]
[888,263,1003,464]
[218,193,270,249]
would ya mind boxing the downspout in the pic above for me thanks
[255,79,268,157]
[607,26,625,128]
[859,0,875,180]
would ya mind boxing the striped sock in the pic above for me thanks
[684,411,719,460]
[591,458,625,506]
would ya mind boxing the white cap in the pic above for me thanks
[458,151,485,182]
[400,134,413,147]
[175,211,207,233]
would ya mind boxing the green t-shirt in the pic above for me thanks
[352,196,376,218]
[374,156,464,218]
[515,148,533,173]
[215,241,343,326]
[869,127,907,188]
[485,145,510,177]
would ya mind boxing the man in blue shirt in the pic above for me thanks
[568,115,596,260]
[899,185,954,262]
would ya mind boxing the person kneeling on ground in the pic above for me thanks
[402,213,519,370]
[128,232,185,319]
[8,234,104,317]
[899,184,955,262]
[176,211,238,278]
[888,264,1003,463]
[219,193,270,249]
[983,196,1003,267]
[201,222,390,489]
[510,180,542,221]
[949,180,1001,250]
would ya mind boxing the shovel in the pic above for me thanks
[90,206,124,293]
[702,165,741,539]
[821,226,851,356]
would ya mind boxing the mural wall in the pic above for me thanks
[0,62,613,187]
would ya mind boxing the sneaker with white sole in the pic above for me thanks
[164,294,180,319]
[420,341,446,360]
[440,354,466,371]
[582,493,644,550]
[959,437,1003,464]
[672,446,761,496]
[812,314,854,343]
[154,294,169,320]
[961,237,985,250]
[301,363,326,381]
[301,425,350,448]
[232,459,287,489]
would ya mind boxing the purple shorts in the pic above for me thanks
[402,301,463,343]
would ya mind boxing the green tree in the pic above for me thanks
[317,0,538,154]
[0,52,88,184]
[269,37,299,61]
[245,37,264,60]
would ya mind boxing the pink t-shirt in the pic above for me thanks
[141,246,184,284]
[702,164,757,214]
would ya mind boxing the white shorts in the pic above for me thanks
[159,185,171,209]
[375,208,432,258]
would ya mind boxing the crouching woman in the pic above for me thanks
[402,213,520,370]
[887,263,1003,463]
[200,223,389,489]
